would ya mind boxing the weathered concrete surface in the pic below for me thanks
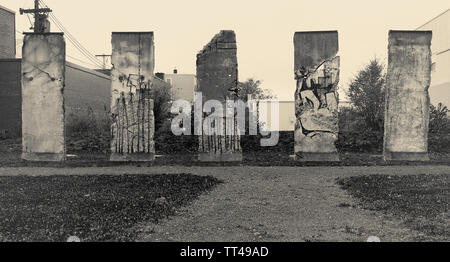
[384,31,432,161]
[21,33,65,161]
[196,30,242,162]
[110,32,155,161]
[294,31,340,162]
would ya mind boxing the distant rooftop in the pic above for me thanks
[0,4,16,14]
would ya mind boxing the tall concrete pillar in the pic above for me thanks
[294,31,340,161]
[196,30,242,162]
[21,33,66,161]
[384,31,432,161]
[110,32,155,161]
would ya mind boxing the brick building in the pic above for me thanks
[417,9,450,107]
[0,4,15,58]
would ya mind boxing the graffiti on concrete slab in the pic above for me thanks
[110,32,155,158]
[294,56,340,155]
[111,76,154,154]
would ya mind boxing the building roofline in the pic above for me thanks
[165,74,196,77]
[66,61,111,80]
[112,31,154,35]
[0,58,21,62]
[0,4,16,14]
[416,8,450,30]
[154,75,164,81]
[23,32,64,35]
[0,59,111,80]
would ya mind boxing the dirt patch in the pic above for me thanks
[133,166,449,242]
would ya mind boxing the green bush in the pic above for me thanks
[66,106,111,153]
[336,107,383,153]
[336,130,383,153]
[429,103,450,153]
[339,59,385,153]
[337,103,450,154]
[154,118,198,154]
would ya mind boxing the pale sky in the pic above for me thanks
[3,0,449,100]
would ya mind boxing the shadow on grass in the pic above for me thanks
[337,174,449,241]
[0,174,221,242]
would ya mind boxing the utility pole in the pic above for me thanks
[19,0,52,33]
[95,54,112,69]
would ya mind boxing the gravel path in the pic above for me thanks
[1,165,448,242]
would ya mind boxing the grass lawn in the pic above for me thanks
[337,174,449,241]
[0,174,221,242]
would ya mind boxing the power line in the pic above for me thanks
[38,0,104,68]
[48,12,102,66]
[25,13,33,29]
[95,54,112,69]
[67,55,104,68]
[37,0,100,66]
[48,13,104,68]
[49,14,104,68]
[20,0,52,33]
